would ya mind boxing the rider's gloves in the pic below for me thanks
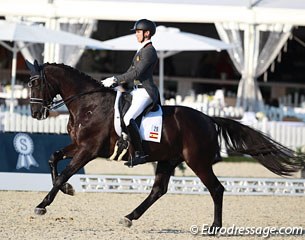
[101,76,118,88]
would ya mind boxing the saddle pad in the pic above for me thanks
[114,91,162,143]
[139,105,162,143]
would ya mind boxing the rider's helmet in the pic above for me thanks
[131,19,156,36]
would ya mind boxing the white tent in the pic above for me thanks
[104,25,232,103]
[0,20,111,112]
[1,0,305,110]
[215,22,293,111]
[2,1,305,26]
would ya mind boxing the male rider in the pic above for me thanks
[101,19,160,167]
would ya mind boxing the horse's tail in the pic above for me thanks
[211,116,305,176]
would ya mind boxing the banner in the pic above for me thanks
[0,132,84,174]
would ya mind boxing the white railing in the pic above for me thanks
[0,173,304,196]
[165,94,305,122]
[0,112,305,151]
[1,105,305,150]
[76,175,305,196]
[0,110,69,134]
[247,121,305,151]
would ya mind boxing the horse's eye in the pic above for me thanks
[28,78,39,88]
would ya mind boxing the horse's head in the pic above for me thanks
[25,60,56,120]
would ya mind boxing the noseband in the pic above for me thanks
[28,68,55,119]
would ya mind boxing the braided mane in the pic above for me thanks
[44,62,104,88]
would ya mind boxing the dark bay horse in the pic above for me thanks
[26,60,304,229]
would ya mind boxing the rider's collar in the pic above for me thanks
[137,40,151,52]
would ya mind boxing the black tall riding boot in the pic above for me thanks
[125,119,148,167]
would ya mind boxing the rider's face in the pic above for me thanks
[135,30,144,43]
[135,30,150,43]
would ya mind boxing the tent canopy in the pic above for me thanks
[0,20,111,49]
[1,0,305,26]
[105,26,232,52]
[0,20,111,112]
[1,0,305,111]
[104,25,232,103]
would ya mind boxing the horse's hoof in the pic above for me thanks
[119,217,132,227]
[208,224,221,235]
[61,183,75,196]
[34,207,47,215]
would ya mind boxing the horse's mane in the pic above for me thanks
[44,62,111,91]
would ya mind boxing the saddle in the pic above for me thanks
[110,91,161,161]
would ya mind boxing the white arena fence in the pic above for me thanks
[0,173,304,196]
[1,105,305,151]
[77,175,305,196]
[165,98,305,122]
[0,108,69,134]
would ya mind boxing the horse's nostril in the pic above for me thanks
[32,111,41,119]
[37,112,42,120]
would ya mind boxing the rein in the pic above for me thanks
[29,67,104,111]
[49,89,104,110]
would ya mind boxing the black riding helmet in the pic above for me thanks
[131,19,156,36]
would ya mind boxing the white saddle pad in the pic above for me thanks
[114,91,163,143]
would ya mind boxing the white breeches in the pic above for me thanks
[123,88,152,126]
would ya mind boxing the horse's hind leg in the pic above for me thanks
[188,164,224,229]
[49,144,77,196]
[120,160,180,227]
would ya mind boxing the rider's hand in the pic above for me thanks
[101,76,117,88]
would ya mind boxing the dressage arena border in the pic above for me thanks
[0,173,304,196]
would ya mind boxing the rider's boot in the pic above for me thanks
[125,119,148,167]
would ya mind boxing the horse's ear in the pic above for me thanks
[25,59,37,76]
[33,59,40,72]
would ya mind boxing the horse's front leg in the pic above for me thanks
[35,148,93,215]
[49,144,77,196]
[120,161,179,227]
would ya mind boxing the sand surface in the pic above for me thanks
[0,160,304,239]
[0,191,304,240]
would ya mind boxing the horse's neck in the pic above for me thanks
[57,77,88,99]
[59,78,116,112]
[47,64,116,113]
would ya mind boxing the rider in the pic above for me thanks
[101,19,160,167]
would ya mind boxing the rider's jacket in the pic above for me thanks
[115,42,160,106]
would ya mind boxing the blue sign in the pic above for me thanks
[0,132,84,174]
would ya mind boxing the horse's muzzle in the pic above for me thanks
[32,110,49,120]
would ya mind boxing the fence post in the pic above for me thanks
[301,167,305,178]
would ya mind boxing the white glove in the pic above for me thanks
[101,76,117,87]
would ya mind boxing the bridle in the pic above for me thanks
[28,66,104,113]
[28,67,56,119]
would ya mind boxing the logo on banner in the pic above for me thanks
[13,133,39,170]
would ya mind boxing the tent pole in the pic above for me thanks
[159,51,164,104]
[10,43,18,114]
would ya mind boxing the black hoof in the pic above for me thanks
[34,207,47,215]
[119,217,132,227]
[208,224,221,236]
[61,183,75,196]
[124,161,133,168]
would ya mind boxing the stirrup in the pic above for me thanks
[124,152,148,167]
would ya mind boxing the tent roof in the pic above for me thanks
[104,26,232,52]
[1,0,305,26]
[0,20,111,49]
